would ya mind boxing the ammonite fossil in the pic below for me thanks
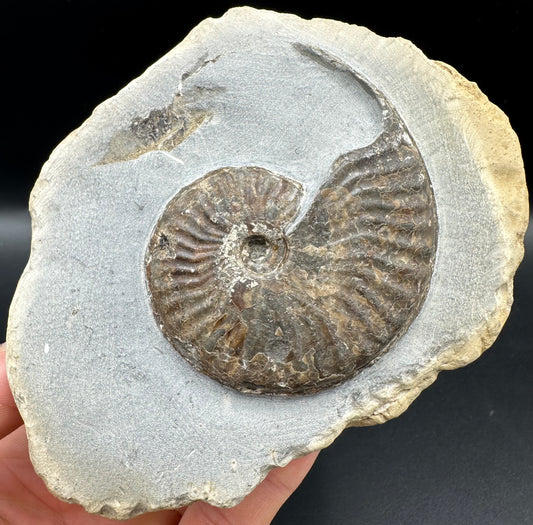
[6,8,527,520]
[146,61,438,394]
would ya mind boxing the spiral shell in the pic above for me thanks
[146,57,438,395]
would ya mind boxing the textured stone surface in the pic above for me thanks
[6,7,528,520]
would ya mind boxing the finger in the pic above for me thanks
[0,342,24,438]
[180,451,319,525]
[120,509,184,525]
[0,424,29,459]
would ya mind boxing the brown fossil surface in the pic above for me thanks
[146,79,438,395]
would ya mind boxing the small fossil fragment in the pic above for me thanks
[6,7,527,520]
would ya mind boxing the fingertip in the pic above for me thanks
[259,450,320,502]
[0,342,24,439]
[180,450,320,525]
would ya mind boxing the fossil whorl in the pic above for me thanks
[146,77,438,395]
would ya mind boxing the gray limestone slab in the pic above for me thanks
[6,7,528,520]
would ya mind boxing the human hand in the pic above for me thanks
[0,342,318,524]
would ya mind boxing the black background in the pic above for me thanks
[0,2,531,524]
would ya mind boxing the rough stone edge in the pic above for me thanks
[5,7,529,520]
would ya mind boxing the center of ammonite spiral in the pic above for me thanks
[239,231,287,274]
[242,235,269,262]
